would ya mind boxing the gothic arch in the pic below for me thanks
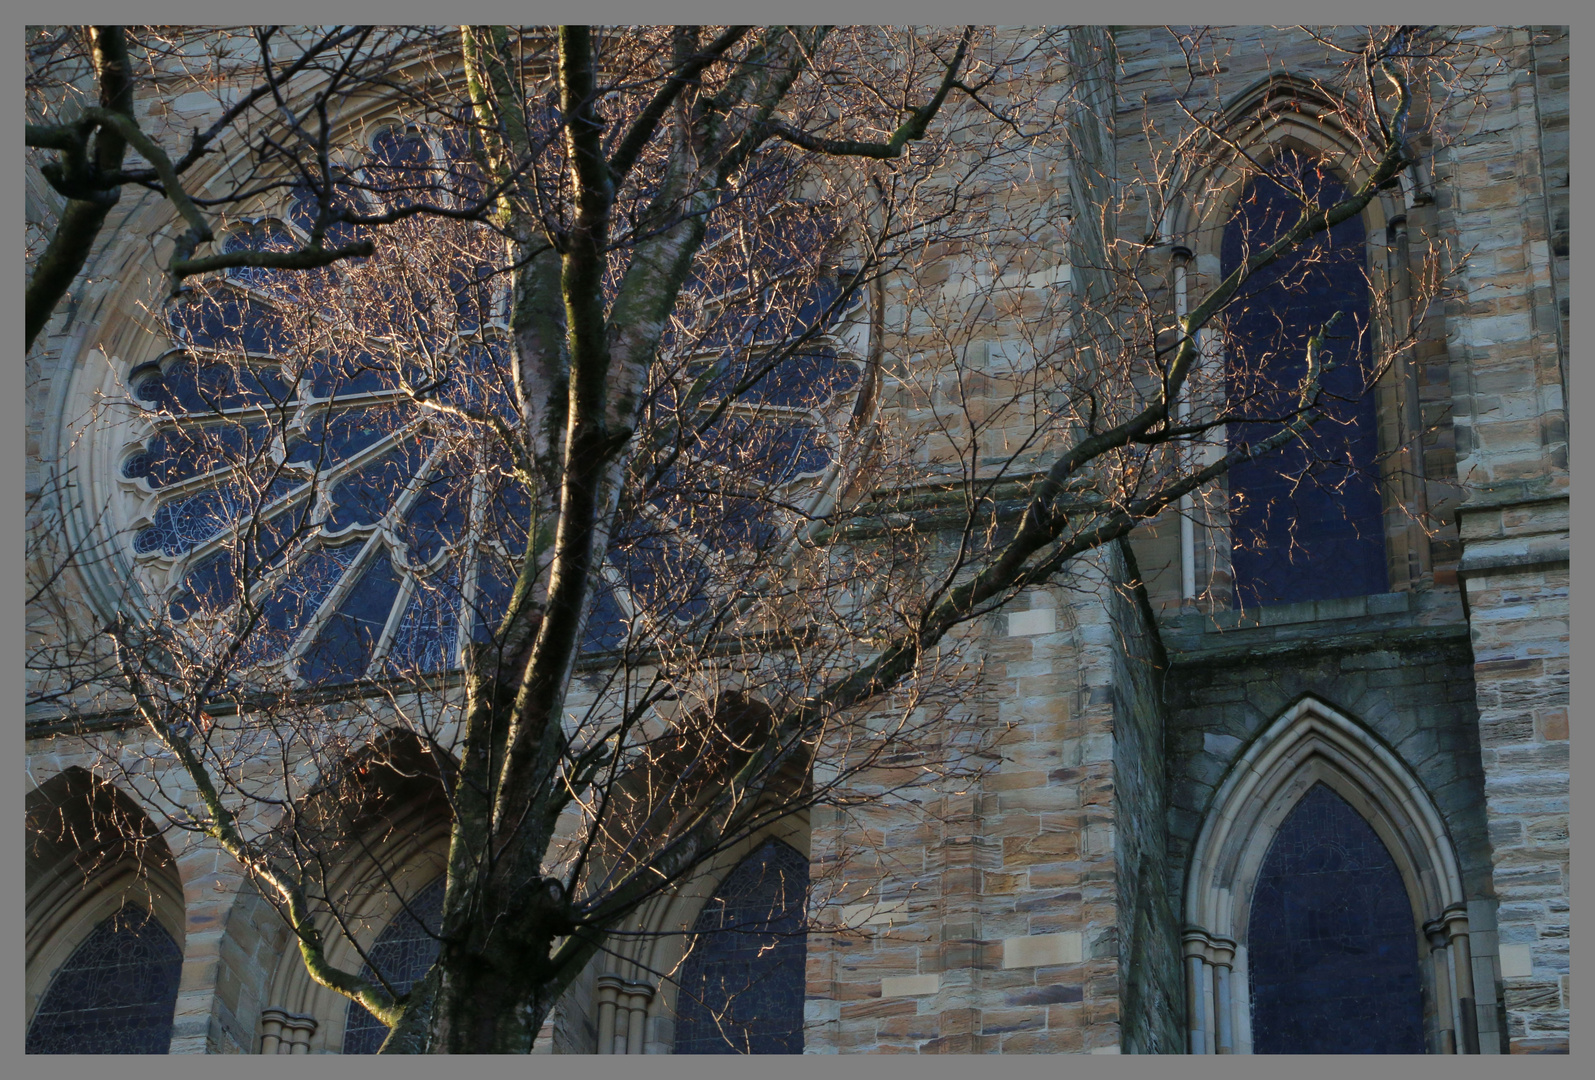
[1182,696,1479,1054]
[1157,72,1408,247]
[248,731,453,1053]
[25,767,187,1042]
[1152,73,1435,609]
[585,812,811,1055]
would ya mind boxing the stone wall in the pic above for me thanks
[1432,24,1569,1053]
[1105,542,1183,1053]
[805,577,1121,1054]
[1456,496,1569,1052]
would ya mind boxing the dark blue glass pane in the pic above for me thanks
[135,352,294,414]
[582,575,630,652]
[288,178,366,250]
[167,294,293,357]
[386,563,462,674]
[715,494,781,551]
[303,348,406,399]
[469,553,518,645]
[1222,156,1386,607]
[26,905,183,1054]
[123,421,273,489]
[366,128,435,211]
[397,452,472,566]
[675,840,808,1055]
[436,341,514,414]
[322,441,432,534]
[611,532,712,625]
[343,877,446,1054]
[286,408,418,477]
[223,221,302,295]
[701,348,861,411]
[243,543,363,663]
[238,500,318,576]
[479,475,531,556]
[299,554,403,682]
[691,413,828,487]
[447,264,499,331]
[791,272,850,332]
[1249,783,1424,1054]
[168,551,236,620]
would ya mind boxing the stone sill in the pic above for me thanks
[1163,590,1409,638]
[1160,590,1472,664]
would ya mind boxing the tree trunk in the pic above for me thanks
[422,946,555,1054]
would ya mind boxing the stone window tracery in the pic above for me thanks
[109,130,869,684]
[25,904,184,1054]
[1220,152,1386,607]
[673,838,809,1054]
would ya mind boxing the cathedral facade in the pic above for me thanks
[25,27,1568,1055]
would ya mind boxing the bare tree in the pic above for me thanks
[26,25,1490,1054]
[24,25,517,350]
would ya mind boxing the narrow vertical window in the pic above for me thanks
[674,840,809,1054]
[342,876,446,1054]
[1222,153,1386,606]
[1249,783,1424,1053]
[26,905,183,1054]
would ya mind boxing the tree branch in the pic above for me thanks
[607,25,752,186]
[764,27,973,160]
[25,26,132,350]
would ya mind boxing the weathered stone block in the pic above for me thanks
[1002,932,1083,969]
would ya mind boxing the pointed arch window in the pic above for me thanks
[1248,782,1425,1053]
[341,875,446,1054]
[1182,698,1481,1055]
[25,905,183,1054]
[1221,152,1386,607]
[674,839,809,1054]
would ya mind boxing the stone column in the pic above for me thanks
[612,999,630,1055]
[259,1008,317,1054]
[259,1007,288,1055]
[623,981,655,1056]
[1443,906,1479,1054]
[1425,920,1457,1055]
[1209,937,1237,1054]
[1182,930,1212,1054]
[595,974,624,1054]
[1384,212,1433,585]
[282,1013,317,1054]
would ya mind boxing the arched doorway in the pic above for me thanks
[1182,697,1480,1054]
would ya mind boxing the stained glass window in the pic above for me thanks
[1249,783,1425,1053]
[341,875,446,1054]
[674,839,809,1054]
[1221,154,1387,607]
[26,905,183,1054]
[115,132,865,683]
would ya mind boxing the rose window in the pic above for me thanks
[113,129,868,684]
